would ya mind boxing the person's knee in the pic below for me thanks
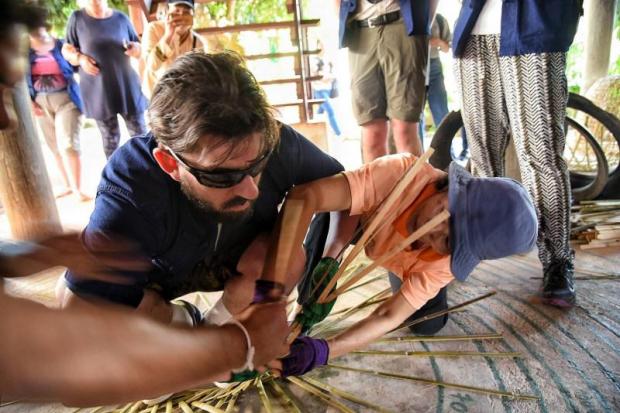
[407,313,448,335]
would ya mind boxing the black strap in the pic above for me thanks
[356,10,401,28]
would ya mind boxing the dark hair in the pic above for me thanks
[0,1,47,35]
[149,51,280,160]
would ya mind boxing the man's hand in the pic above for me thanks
[163,14,193,44]
[31,101,44,117]
[237,301,289,369]
[77,53,99,76]
[429,37,450,53]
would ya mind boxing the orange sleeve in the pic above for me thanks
[399,270,455,310]
[343,154,420,216]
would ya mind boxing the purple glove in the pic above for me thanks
[280,336,329,377]
[252,279,285,303]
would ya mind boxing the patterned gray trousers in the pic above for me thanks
[454,35,572,268]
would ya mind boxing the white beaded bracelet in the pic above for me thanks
[228,319,255,372]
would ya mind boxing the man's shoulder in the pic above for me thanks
[99,133,170,201]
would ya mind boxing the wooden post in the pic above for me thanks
[0,81,61,240]
[582,0,617,92]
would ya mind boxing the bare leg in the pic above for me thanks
[63,149,90,201]
[391,118,422,156]
[361,118,389,162]
[51,151,72,196]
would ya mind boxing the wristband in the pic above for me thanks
[228,319,255,373]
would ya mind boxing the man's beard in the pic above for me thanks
[180,182,255,222]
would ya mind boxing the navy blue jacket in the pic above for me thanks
[338,0,431,48]
[27,39,83,112]
[453,0,583,57]
[65,125,344,306]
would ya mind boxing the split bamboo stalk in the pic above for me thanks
[191,401,226,413]
[178,401,194,413]
[127,402,144,413]
[287,376,355,413]
[341,274,385,295]
[224,393,238,413]
[311,287,391,336]
[273,200,305,293]
[256,378,273,413]
[329,296,389,316]
[165,401,172,413]
[351,350,521,358]
[317,149,435,303]
[323,210,451,302]
[149,406,158,413]
[390,291,496,334]
[327,365,539,401]
[300,377,394,413]
[268,380,303,413]
[377,333,503,343]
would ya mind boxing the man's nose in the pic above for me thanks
[232,174,260,201]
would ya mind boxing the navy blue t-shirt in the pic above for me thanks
[65,125,344,306]
[65,10,147,120]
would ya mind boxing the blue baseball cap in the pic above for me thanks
[448,162,538,281]
[168,0,194,8]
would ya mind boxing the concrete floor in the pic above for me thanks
[2,246,618,413]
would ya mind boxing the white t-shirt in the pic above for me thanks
[352,0,400,21]
[471,0,502,35]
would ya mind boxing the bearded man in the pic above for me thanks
[59,52,344,329]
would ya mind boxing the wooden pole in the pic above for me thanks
[0,81,61,240]
[582,0,617,92]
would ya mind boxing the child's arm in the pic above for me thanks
[327,292,414,358]
[261,174,358,288]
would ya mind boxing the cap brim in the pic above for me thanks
[448,162,479,281]
[169,1,194,8]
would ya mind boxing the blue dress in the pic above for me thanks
[65,9,147,120]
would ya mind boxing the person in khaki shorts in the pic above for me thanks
[27,22,89,201]
[338,0,435,162]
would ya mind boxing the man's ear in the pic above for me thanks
[153,147,181,181]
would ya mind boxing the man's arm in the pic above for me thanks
[0,291,289,406]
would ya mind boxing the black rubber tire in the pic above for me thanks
[429,110,609,201]
[567,93,620,178]
[564,117,609,202]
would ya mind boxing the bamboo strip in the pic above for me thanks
[301,377,393,413]
[0,400,21,408]
[391,291,497,334]
[165,401,172,413]
[213,395,227,409]
[377,333,503,343]
[256,378,273,413]
[287,376,355,413]
[150,406,158,413]
[317,149,435,303]
[116,402,134,413]
[178,401,194,413]
[327,365,538,401]
[324,210,451,302]
[341,274,385,295]
[185,388,217,404]
[311,287,391,336]
[351,350,521,358]
[191,401,226,413]
[274,200,305,291]
[329,296,389,316]
[128,402,144,413]
[268,380,303,413]
[224,393,238,413]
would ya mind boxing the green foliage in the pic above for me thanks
[566,42,583,95]
[196,0,291,26]
[41,0,128,37]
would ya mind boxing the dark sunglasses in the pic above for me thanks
[165,146,273,188]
